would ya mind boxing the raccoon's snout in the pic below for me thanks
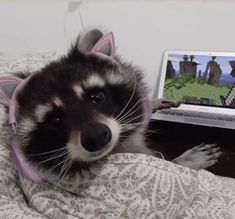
[80,123,112,152]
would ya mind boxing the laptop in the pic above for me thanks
[152,50,235,129]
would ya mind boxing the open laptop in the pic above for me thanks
[152,50,235,129]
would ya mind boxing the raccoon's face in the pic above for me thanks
[15,30,148,177]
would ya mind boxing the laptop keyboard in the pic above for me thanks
[158,109,235,122]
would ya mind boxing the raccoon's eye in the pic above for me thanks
[87,89,106,104]
[50,116,61,125]
[44,110,63,127]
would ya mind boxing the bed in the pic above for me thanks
[0,53,235,219]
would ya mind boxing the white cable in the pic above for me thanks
[77,4,85,30]
[64,1,85,47]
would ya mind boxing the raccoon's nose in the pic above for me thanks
[81,123,112,152]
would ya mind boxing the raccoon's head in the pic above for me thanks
[0,29,150,181]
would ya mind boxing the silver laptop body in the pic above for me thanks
[152,50,235,129]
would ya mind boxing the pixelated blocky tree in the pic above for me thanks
[183,55,189,61]
[212,56,217,61]
[189,55,195,62]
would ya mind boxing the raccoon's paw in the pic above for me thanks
[172,143,222,170]
[152,98,180,113]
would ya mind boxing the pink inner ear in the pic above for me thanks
[90,32,115,58]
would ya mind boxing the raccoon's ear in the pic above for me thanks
[77,29,104,54]
[0,76,22,106]
[90,32,115,58]
[77,29,115,58]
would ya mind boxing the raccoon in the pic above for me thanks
[0,29,221,183]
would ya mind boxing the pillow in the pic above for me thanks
[0,52,61,75]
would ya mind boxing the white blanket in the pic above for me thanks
[0,140,235,218]
[0,53,235,219]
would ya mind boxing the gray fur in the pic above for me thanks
[77,29,103,54]
[0,29,222,180]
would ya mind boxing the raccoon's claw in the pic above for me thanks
[152,98,180,113]
[172,143,222,170]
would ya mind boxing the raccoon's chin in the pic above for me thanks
[68,118,121,162]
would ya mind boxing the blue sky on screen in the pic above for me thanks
[169,54,235,75]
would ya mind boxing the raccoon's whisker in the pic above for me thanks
[116,97,142,120]
[121,127,141,133]
[111,107,118,117]
[49,158,67,173]
[118,134,129,138]
[33,152,67,175]
[117,98,144,123]
[115,78,137,120]
[145,129,161,134]
[51,150,68,167]
[58,157,68,180]
[121,121,143,129]
[122,121,143,125]
[143,132,153,137]
[120,129,133,133]
[39,151,69,165]
[59,154,71,176]
[121,113,145,125]
[61,160,72,184]
[27,147,67,156]
[121,125,143,132]
[58,155,72,185]
[121,124,142,131]
[143,131,160,138]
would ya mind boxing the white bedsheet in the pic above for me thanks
[0,141,235,218]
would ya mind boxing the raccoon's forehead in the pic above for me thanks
[17,65,139,109]
[22,63,138,95]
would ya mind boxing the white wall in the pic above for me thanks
[0,0,83,53]
[1,0,235,97]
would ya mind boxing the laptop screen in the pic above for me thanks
[161,52,235,109]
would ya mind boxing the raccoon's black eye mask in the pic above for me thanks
[0,31,152,183]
